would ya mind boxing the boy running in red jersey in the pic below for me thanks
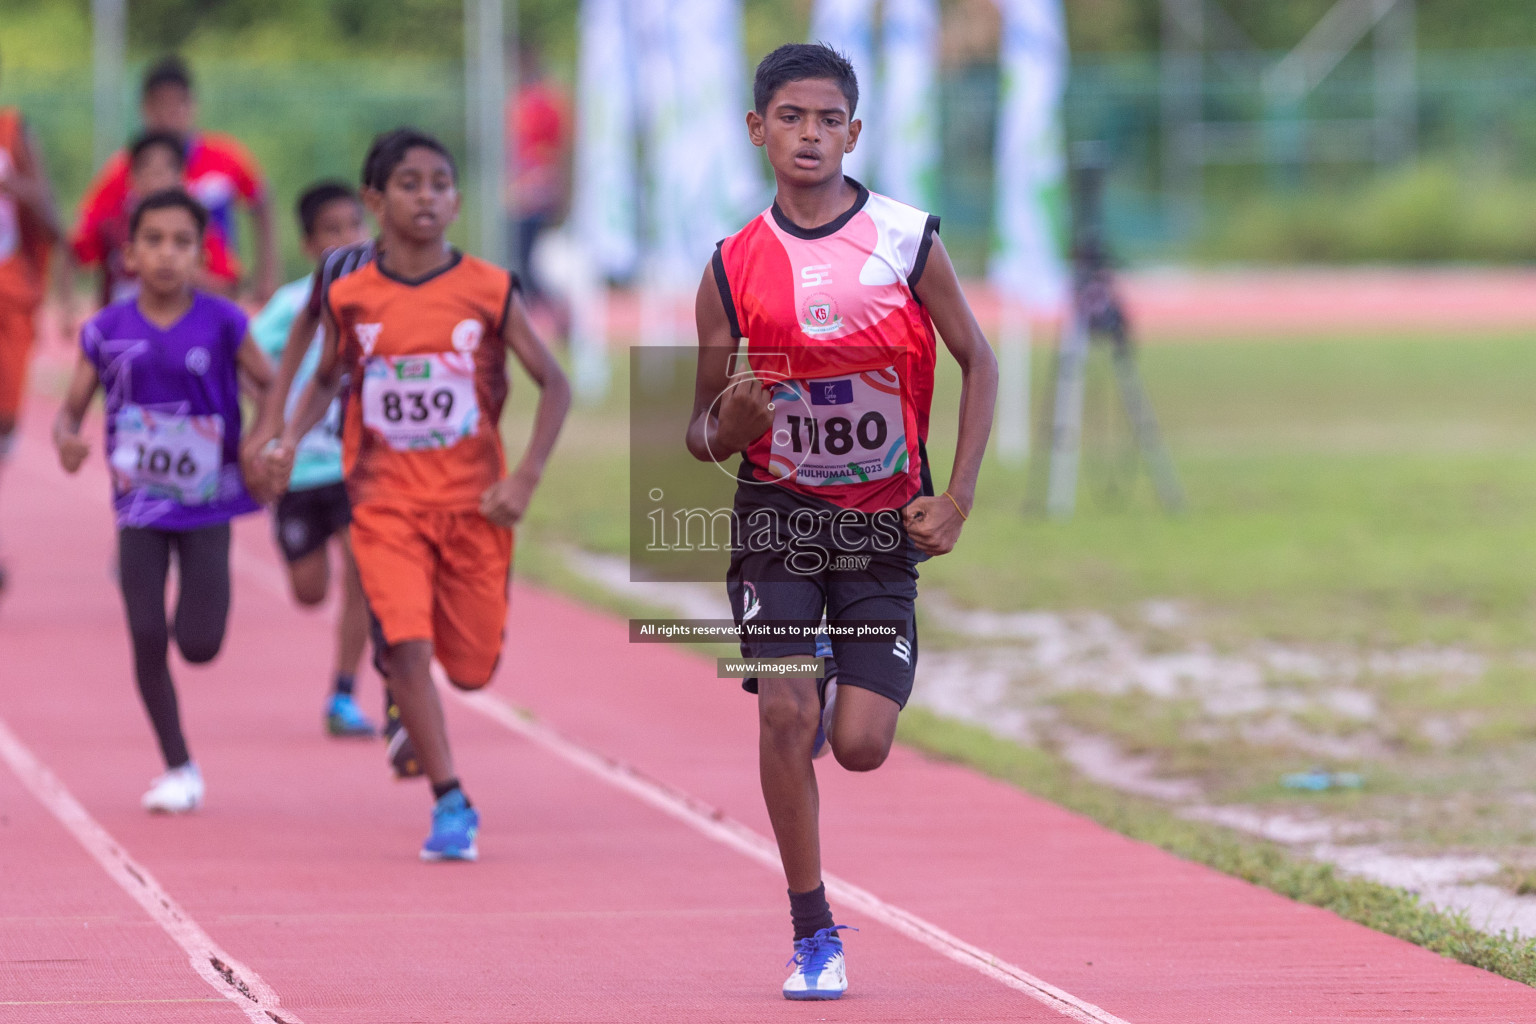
[0,48,61,594]
[270,129,570,861]
[75,56,275,299]
[687,43,998,999]
[62,132,238,333]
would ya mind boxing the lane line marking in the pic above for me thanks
[231,532,1128,1020]
[0,715,305,1024]
[445,678,1132,1024]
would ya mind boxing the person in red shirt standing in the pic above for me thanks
[505,47,569,335]
[0,48,62,594]
[73,56,275,302]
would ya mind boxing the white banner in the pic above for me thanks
[878,0,940,208]
[809,0,878,183]
[670,0,765,261]
[573,0,639,280]
[989,0,1069,312]
[632,0,690,288]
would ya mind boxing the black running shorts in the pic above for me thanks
[273,481,352,563]
[725,479,921,708]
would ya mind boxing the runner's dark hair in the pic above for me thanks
[753,42,858,116]
[142,55,192,97]
[362,128,457,192]
[129,131,186,171]
[296,181,360,238]
[129,187,208,238]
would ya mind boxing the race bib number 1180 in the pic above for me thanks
[361,353,480,451]
[767,366,907,486]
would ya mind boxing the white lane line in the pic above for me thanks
[444,677,1132,1024]
[230,539,1128,1021]
[0,715,305,1024]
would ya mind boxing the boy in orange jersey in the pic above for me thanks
[269,128,570,861]
[0,48,62,594]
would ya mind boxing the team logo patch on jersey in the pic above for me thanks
[800,293,842,336]
[451,319,483,353]
[185,347,211,376]
[355,323,382,356]
[810,379,854,405]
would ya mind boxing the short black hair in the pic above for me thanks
[129,131,186,171]
[753,43,858,117]
[361,128,457,192]
[296,180,361,237]
[129,187,208,239]
[142,55,192,98]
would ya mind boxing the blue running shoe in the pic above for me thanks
[783,925,854,1000]
[420,789,479,862]
[325,693,377,737]
[810,633,837,761]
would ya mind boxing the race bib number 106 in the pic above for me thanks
[110,406,225,505]
[361,353,481,451]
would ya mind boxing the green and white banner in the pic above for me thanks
[878,0,940,208]
[989,0,1069,312]
[574,0,639,280]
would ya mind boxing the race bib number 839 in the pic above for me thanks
[361,353,480,451]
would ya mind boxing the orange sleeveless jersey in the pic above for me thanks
[0,109,52,310]
[327,252,516,510]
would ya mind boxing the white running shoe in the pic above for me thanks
[783,925,852,1000]
[141,763,204,814]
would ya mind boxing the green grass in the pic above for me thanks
[494,329,1536,978]
[509,332,1536,651]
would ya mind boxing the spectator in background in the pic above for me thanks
[73,56,276,302]
[506,45,570,338]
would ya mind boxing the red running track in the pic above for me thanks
[3,396,1536,1023]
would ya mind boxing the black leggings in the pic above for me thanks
[117,524,232,769]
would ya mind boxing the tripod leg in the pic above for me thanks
[1045,312,1091,519]
[1108,329,1185,513]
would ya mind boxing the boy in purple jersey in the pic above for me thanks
[53,188,273,814]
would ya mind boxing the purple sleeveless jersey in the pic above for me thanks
[81,291,259,530]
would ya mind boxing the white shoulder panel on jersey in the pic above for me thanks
[858,191,934,288]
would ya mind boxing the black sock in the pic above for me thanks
[788,883,834,941]
[333,673,355,697]
[431,778,469,805]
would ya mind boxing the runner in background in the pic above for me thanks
[60,132,239,338]
[52,188,272,813]
[74,56,276,301]
[505,44,570,339]
[269,129,570,861]
[0,48,62,596]
[688,43,998,1000]
[249,180,375,738]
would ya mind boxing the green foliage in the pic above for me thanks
[1196,161,1536,263]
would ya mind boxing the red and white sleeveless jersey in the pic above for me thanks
[714,179,940,513]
